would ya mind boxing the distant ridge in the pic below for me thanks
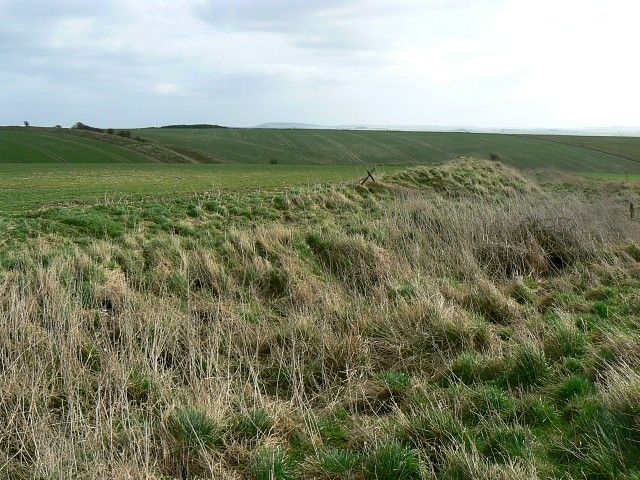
[156,124,227,129]
[254,123,640,136]
[256,122,327,129]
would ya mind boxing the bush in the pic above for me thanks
[117,130,131,138]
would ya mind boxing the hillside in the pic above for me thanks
[3,126,640,174]
[135,127,640,172]
[0,127,224,164]
[0,127,149,163]
[536,134,640,164]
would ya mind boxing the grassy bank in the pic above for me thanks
[1,160,640,479]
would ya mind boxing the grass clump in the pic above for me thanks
[167,408,222,453]
[363,442,422,480]
[504,344,549,389]
[233,409,273,442]
[449,351,503,385]
[312,449,361,479]
[477,422,534,463]
[251,447,296,480]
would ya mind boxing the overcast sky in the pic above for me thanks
[1,0,639,128]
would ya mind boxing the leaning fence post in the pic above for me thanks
[360,170,376,185]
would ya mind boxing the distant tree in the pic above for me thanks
[269,158,278,164]
[23,121,29,127]
[54,125,62,129]
[73,122,104,133]
[117,130,131,138]
[107,128,114,135]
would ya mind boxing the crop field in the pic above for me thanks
[536,134,640,164]
[0,128,149,163]
[0,163,389,213]
[135,127,640,172]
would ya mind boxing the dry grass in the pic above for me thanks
[1,159,640,479]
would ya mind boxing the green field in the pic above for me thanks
[537,134,640,164]
[135,127,640,172]
[0,163,390,213]
[0,128,149,163]
[2,126,640,214]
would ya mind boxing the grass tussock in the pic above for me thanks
[1,159,640,478]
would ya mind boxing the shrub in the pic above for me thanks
[270,158,279,164]
[117,129,131,138]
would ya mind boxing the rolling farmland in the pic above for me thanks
[0,128,149,163]
[135,127,640,172]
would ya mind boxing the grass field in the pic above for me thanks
[537,134,640,164]
[0,128,149,163]
[1,160,640,479]
[135,127,640,172]
[0,163,388,213]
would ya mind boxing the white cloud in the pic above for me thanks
[0,0,638,127]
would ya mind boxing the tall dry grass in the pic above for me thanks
[1,160,639,479]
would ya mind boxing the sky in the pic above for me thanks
[1,0,639,128]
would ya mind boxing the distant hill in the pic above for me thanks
[255,123,640,136]
[157,124,227,129]
[255,122,328,129]
[133,127,640,172]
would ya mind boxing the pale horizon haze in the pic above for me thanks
[1,0,639,129]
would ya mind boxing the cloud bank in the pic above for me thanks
[1,0,638,128]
